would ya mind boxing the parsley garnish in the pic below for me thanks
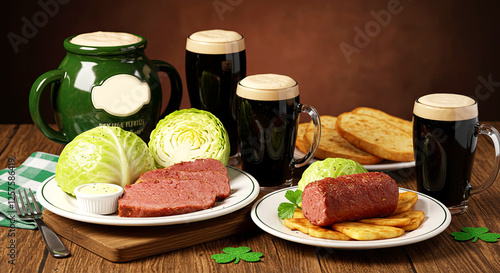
[451,227,500,243]
[277,190,303,220]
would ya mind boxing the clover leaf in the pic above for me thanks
[211,247,263,264]
[451,227,500,243]
[277,190,303,220]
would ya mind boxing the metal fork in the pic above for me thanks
[14,188,71,258]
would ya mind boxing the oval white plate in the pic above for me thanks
[37,167,260,226]
[294,149,415,171]
[251,186,451,250]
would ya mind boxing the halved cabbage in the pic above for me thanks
[298,158,368,190]
[149,108,230,167]
[55,126,155,195]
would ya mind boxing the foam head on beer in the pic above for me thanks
[413,93,477,121]
[237,74,299,101]
[70,31,142,47]
[186,29,245,54]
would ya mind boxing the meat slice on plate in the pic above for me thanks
[118,179,217,217]
[136,158,230,201]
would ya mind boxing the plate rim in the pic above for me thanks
[250,186,451,250]
[37,166,260,226]
[294,149,415,171]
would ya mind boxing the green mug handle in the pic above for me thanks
[151,60,183,119]
[29,69,69,144]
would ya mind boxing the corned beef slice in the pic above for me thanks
[118,179,217,217]
[118,158,231,217]
[136,158,230,200]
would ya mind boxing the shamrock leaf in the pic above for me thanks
[277,190,303,220]
[211,247,263,264]
[451,227,500,243]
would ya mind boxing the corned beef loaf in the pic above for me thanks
[301,172,399,226]
[135,158,230,201]
[118,158,230,217]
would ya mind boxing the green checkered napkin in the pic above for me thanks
[0,152,59,229]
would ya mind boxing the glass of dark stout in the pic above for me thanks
[236,74,321,191]
[185,29,246,166]
[413,93,500,215]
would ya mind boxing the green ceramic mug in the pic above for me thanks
[29,31,183,144]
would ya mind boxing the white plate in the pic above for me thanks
[250,186,451,250]
[294,149,415,171]
[37,167,260,226]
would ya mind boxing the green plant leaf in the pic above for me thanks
[451,227,500,243]
[277,190,303,220]
[211,247,262,264]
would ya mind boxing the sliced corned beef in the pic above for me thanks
[135,158,230,201]
[118,179,217,217]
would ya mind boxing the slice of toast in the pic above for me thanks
[351,107,413,135]
[303,116,383,165]
[335,112,414,162]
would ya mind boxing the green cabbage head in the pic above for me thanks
[55,126,156,195]
[149,108,230,168]
[298,158,368,191]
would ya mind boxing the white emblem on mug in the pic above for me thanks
[91,74,151,117]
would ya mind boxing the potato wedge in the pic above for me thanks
[309,226,351,240]
[284,218,315,234]
[332,222,405,241]
[387,211,425,231]
[358,217,411,227]
[392,191,418,215]
[293,208,305,218]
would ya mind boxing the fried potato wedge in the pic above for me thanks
[309,226,351,241]
[387,210,425,231]
[332,222,405,241]
[392,191,418,215]
[293,208,305,218]
[358,217,411,227]
[284,218,315,234]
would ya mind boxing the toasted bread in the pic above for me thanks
[336,112,414,161]
[351,107,413,134]
[303,116,383,165]
[295,122,309,153]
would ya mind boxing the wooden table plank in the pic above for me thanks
[1,123,499,273]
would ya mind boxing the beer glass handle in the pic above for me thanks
[29,69,70,144]
[294,104,321,168]
[151,60,183,119]
[470,123,500,197]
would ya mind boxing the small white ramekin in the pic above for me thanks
[74,183,124,214]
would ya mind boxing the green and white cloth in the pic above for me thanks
[0,152,59,229]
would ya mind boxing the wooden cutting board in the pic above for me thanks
[42,196,262,263]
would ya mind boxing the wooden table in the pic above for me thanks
[1,123,499,273]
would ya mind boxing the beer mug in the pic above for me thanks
[236,74,321,190]
[413,93,500,215]
[185,29,246,166]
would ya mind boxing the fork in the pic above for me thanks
[14,188,71,258]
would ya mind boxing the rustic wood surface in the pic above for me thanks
[1,123,499,272]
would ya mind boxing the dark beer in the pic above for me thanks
[185,50,246,155]
[236,96,300,186]
[413,116,478,207]
[236,74,320,189]
[185,30,246,160]
[413,93,481,214]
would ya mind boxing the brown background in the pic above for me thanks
[2,0,499,125]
